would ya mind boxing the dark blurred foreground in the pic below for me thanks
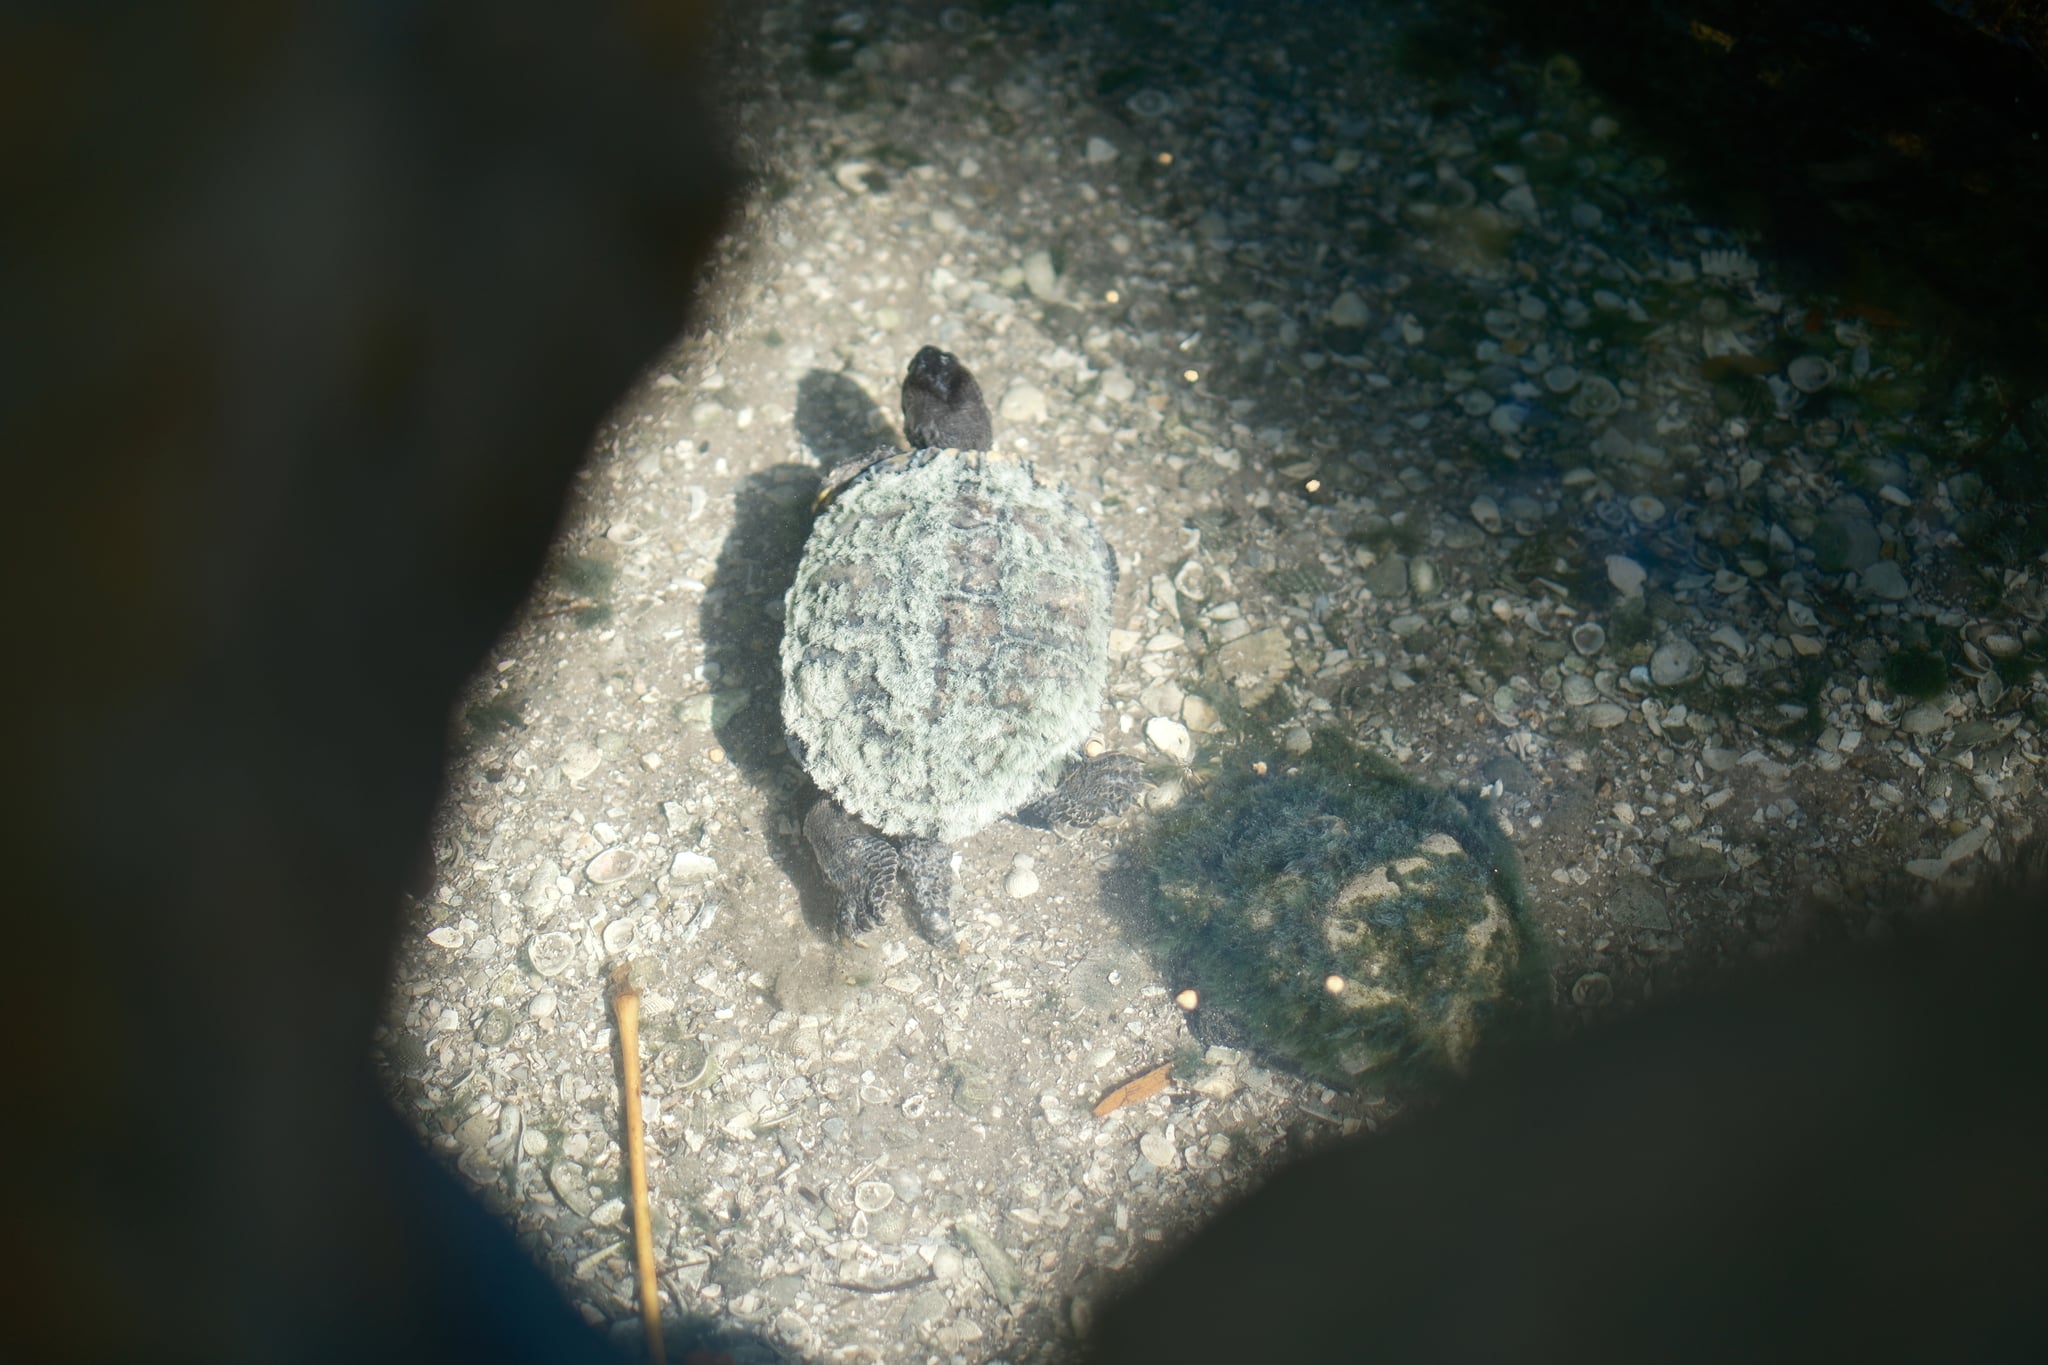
[1093,858,2048,1363]
[1,3,731,1360]
[4,3,2045,1363]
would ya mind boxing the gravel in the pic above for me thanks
[383,3,2048,1361]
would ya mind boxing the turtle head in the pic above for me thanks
[902,346,993,452]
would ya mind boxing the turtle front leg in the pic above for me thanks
[804,799,900,937]
[1019,752,1148,830]
[896,837,958,949]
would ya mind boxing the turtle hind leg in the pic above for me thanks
[897,837,957,949]
[804,799,900,937]
[1018,752,1148,830]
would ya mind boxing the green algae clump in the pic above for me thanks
[1146,732,1530,1085]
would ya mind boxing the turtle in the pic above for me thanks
[780,346,1146,946]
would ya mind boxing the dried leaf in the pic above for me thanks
[1092,1062,1174,1118]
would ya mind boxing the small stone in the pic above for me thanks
[1561,674,1598,705]
[1860,561,1910,601]
[998,380,1048,424]
[1181,694,1224,733]
[529,990,558,1019]
[1214,627,1293,681]
[833,159,876,194]
[1606,554,1647,596]
[426,925,465,950]
[1899,704,1948,736]
[1174,988,1199,1010]
[1811,510,1882,573]
[1587,702,1628,729]
[1364,553,1410,598]
[1469,496,1503,534]
[1022,250,1060,302]
[1543,363,1581,393]
[560,741,602,784]
[1145,716,1192,764]
[669,850,718,880]
[953,1222,1023,1307]
[1650,639,1702,687]
[1085,136,1118,164]
[1004,865,1040,898]
[1327,290,1371,329]
[1408,558,1438,597]
[1138,1132,1178,1169]
[1281,726,1312,754]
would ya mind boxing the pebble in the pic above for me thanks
[1606,554,1647,597]
[1145,716,1192,764]
[1281,726,1312,754]
[1586,702,1628,729]
[1005,864,1040,898]
[1469,495,1503,533]
[1327,290,1371,328]
[1899,704,1949,736]
[998,380,1048,424]
[559,741,602,785]
[1860,561,1910,600]
[1022,249,1060,301]
[426,925,464,950]
[1182,694,1224,733]
[1408,558,1438,596]
[1085,135,1118,164]
[669,850,717,880]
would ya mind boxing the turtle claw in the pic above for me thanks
[1019,752,1148,830]
[804,799,900,937]
[898,837,957,949]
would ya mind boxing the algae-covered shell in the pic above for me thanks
[781,449,1116,842]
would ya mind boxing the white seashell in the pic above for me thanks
[1570,623,1607,657]
[1570,375,1622,418]
[601,918,639,956]
[527,932,576,979]
[585,847,637,885]
[1786,355,1835,393]
[854,1180,896,1213]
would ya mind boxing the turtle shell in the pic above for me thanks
[780,448,1115,842]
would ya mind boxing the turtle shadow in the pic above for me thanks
[701,366,893,942]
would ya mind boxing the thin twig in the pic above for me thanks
[827,1270,937,1295]
[611,962,663,1365]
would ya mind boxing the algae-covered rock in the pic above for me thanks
[1146,731,1529,1083]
